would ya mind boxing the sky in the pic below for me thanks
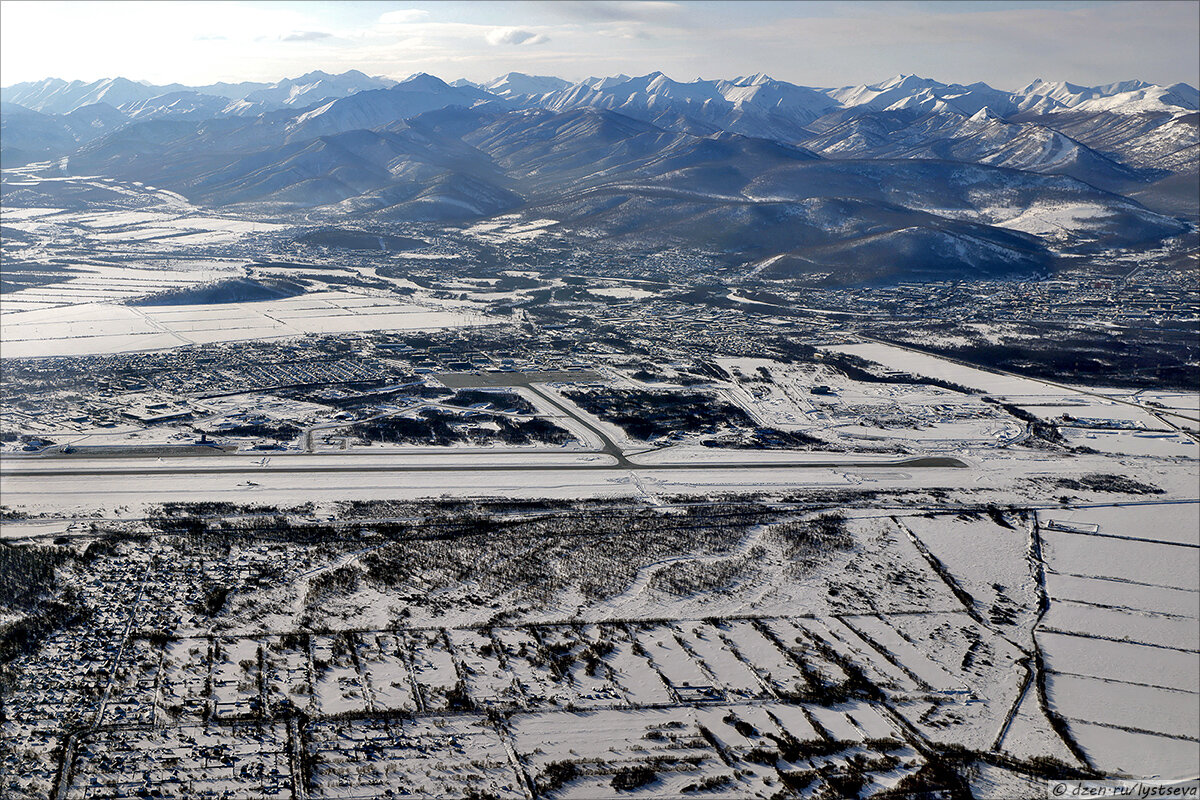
[1,0,1197,90]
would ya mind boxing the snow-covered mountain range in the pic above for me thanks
[2,70,1195,283]
[6,70,1193,121]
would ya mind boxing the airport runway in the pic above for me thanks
[0,453,967,477]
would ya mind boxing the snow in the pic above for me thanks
[1,291,495,358]
[844,616,965,693]
[1039,502,1200,546]
[1051,672,1196,739]
[672,622,765,698]
[495,628,576,707]
[630,625,713,691]
[993,200,1112,233]
[356,633,418,712]
[403,629,460,711]
[1067,721,1199,780]
[589,286,658,299]
[899,513,1038,631]
[1040,530,1198,589]
[311,635,368,716]
[449,628,521,707]
[714,619,809,696]
[508,707,735,799]
[823,340,1108,399]
[998,683,1083,766]
[603,630,674,705]
[1040,603,1198,651]
[1040,631,1199,693]
[1045,573,1200,619]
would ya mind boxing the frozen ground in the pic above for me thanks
[0,290,497,357]
[1034,502,1200,778]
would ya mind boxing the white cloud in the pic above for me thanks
[485,28,549,46]
[550,1,682,23]
[379,9,429,25]
[280,31,333,43]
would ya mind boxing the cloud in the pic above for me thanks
[280,30,333,42]
[485,27,549,46]
[598,27,654,41]
[549,1,681,22]
[379,9,429,25]
[194,34,227,42]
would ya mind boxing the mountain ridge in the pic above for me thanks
[2,69,1195,286]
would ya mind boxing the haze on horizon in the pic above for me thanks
[1,0,1198,92]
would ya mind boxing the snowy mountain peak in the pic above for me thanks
[480,72,570,99]
[741,72,773,86]
[583,74,632,90]
[879,74,940,91]
[968,106,997,123]
[399,72,451,90]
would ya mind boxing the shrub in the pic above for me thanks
[611,765,658,791]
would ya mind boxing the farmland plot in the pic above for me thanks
[510,707,738,799]
[629,623,718,699]
[403,629,463,712]
[310,634,369,716]
[899,513,1037,631]
[842,616,964,692]
[1039,631,1200,693]
[1034,502,1200,778]
[1,290,495,357]
[1039,529,1197,590]
[797,617,922,693]
[532,625,628,708]
[1044,572,1199,618]
[498,626,580,708]
[156,638,210,720]
[673,621,769,699]
[305,715,524,800]
[822,515,966,616]
[1062,428,1200,458]
[210,636,261,720]
[804,699,897,742]
[447,627,522,707]
[354,633,418,713]
[1038,502,1200,547]
[760,618,852,685]
[997,682,1084,766]
[714,619,810,698]
[1045,673,1198,739]
[593,624,674,706]
[262,635,314,716]
[877,613,1028,748]
[821,341,1109,399]
[1040,600,1198,651]
[1066,722,1200,781]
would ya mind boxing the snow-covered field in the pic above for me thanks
[0,260,242,313]
[1035,502,1200,778]
[1061,428,1200,457]
[1,290,495,357]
